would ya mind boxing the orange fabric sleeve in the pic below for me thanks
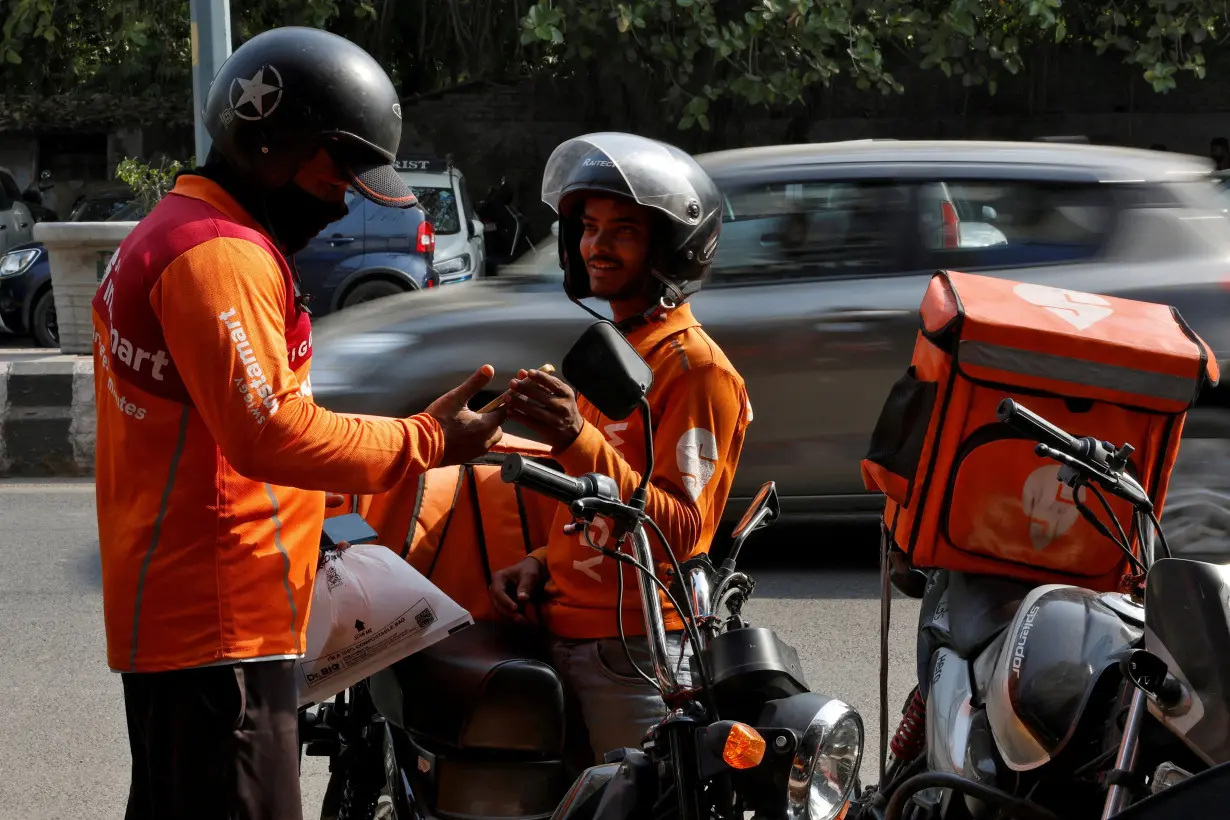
[150,237,445,492]
[554,363,747,561]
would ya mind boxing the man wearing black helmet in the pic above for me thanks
[489,133,753,763]
[91,27,504,820]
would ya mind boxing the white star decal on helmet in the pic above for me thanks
[229,65,284,121]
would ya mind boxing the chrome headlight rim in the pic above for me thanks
[786,698,865,820]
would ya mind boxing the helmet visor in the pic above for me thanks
[326,139,418,209]
[541,132,715,228]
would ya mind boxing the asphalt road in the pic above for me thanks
[0,479,921,819]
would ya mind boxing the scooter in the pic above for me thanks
[303,319,868,820]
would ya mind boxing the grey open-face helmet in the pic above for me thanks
[541,132,722,307]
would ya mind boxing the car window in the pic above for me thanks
[918,179,1111,269]
[106,201,145,221]
[408,185,460,234]
[0,171,19,209]
[711,179,915,284]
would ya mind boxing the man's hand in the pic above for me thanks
[505,368,584,451]
[426,365,505,467]
[489,556,546,624]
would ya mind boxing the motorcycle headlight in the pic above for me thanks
[786,699,864,820]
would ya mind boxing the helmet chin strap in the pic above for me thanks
[567,266,683,331]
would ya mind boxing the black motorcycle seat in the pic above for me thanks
[368,620,566,755]
[947,571,1034,658]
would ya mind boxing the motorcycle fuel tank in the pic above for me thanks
[985,584,1143,772]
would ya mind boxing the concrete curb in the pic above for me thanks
[0,358,95,477]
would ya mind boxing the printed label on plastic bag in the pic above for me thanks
[297,543,473,708]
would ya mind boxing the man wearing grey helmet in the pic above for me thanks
[489,132,754,764]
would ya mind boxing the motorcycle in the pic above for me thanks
[850,398,1230,820]
[475,177,533,274]
[301,318,868,820]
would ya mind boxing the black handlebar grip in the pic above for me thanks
[500,454,588,505]
[996,398,1086,458]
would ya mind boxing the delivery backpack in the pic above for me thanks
[358,449,558,622]
[860,270,1219,592]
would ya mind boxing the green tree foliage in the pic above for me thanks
[0,0,1222,131]
[114,155,195,215]
[520,0,1226,130]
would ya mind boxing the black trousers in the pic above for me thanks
[122,659,303,820]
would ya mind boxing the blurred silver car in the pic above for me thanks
[310,140,1230,558]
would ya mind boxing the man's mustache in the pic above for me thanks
[585,256,622,267]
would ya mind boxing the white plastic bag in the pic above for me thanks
[297,543,474,708]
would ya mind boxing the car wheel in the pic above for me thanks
[30,289,58,348]
[1159,407,1230,561]
[341,279,409,309]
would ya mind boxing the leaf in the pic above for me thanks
[5,49,21,64]
[1055,22,1066,43]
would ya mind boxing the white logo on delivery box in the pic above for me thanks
[1022,465,1085,550]
[1013,283,1114,332]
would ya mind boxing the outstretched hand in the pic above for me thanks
[504,368,584,451]
[426,365,506,467]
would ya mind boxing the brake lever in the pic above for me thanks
[1037,444,1153,512]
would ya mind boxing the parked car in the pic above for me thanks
[294,186,441,318]
[0,166,35,255]
[395,156,487,284]
[68,191,136,222]
[0,200,146,346]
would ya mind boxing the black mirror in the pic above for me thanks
[562,320,653,421]
[731,481,780,544]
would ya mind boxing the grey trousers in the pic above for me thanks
[550,630,694,766]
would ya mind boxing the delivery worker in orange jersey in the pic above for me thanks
[92,27,504,820]
[488,132,753,764]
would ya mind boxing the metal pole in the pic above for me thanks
[190,0,233,167]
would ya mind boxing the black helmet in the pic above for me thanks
[541,132,722,306]
[204,26,416,209]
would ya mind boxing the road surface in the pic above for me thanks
[0,478,921,818]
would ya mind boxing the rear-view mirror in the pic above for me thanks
[562,320,653,421]
[732,481,780,543]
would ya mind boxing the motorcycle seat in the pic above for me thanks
[917,570,1036,697]
[369,620,566,756]
[945,571,1035,659]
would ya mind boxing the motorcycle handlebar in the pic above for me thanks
[500,454,589,505]
[996,398,1093,461]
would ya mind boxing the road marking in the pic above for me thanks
[0,479,95,493]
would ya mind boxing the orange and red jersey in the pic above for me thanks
[92,175,445,674]
[528,304,753,639]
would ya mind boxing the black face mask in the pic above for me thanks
[263,182,349,256]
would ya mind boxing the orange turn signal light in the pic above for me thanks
[722,722,767,769]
